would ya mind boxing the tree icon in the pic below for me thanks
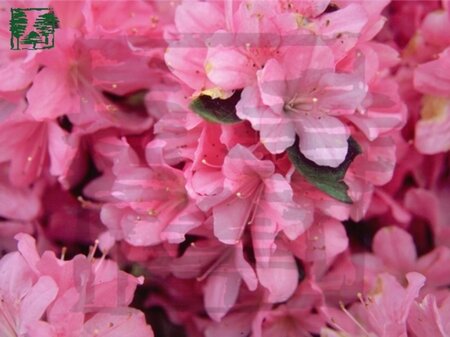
[34,11,60,45]
[9,8,28,50]
[22,31,42,49]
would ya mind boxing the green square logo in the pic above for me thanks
[10,8,60,50]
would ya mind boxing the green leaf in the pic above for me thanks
[287,137,362,204]
[189,90,243,124]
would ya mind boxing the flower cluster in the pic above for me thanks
[0,0,449,336]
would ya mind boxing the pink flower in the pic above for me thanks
[98,140,204,246]
[408,293,450,337]
[322,272,426,337]
[0,236,58,337]
[287,215,349,278]
[252,280,325,337]
[198,144,312,264]
[0,112,77,187]
[413,47,450,154]
[171,238,257,321]
[12,233,154,337]
[236,43,366,167]
[372,226,450,290]
[404,178,450,247]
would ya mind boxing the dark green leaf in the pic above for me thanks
[287,137,362,204]
[189,90,243,124]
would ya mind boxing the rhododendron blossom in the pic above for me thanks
[0,0,449,336]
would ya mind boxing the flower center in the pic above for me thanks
[284,94,320,117]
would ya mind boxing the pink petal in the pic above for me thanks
[408,295,447,337]
[175,2,224,33]
[121,210,165,247]
[414,98,450,154]
[257,59,287,109]
[165,47,208,90]
[234,243,257,291]
[213,196,253,244]
[81,309,154,337]
[263,174,313,240]
[295,115,350,167]
[19,276,58,334]
[26,68,76,121]
[256,245,297,303]
[204,260,242,322]
[206,47,254,90]
[47,121,78,178]
[0,60,37,92]
[372,226,417,272]
[27,321,57,337]
[16,233,41,272]
[162,202,204,243]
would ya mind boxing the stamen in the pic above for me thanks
[247,184,264,225]
[88,240,99,261]
[329,317,347,332]
[94,251,108,273]
[358,292,379,326]
[77,196,102,210]
[147,208,157,216]
[201,158,222,169]
[339,301,371,336]
[357,292,367,306]
[60,247,67,261]
[196,248,232,282]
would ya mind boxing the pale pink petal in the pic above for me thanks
[16,233,41,272]
[121,211,165,247]
[257,59,287,109]
[165,47,208,90]
[295,115,350,167]
[213,196,253,244]
[236,86,296,154]
[414,48,450,96]
[317,72,367,114]
[19,276,58,334]
[234,242,257,291]
[175,2,224,33]
[162,202,204,243]
[408,295,447,337]
[263,174,313,240]
[47,121,78,178]
[206,47,254,90]
[256,245,297,303]
[204,261,242,322]
[81,309,154,337]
